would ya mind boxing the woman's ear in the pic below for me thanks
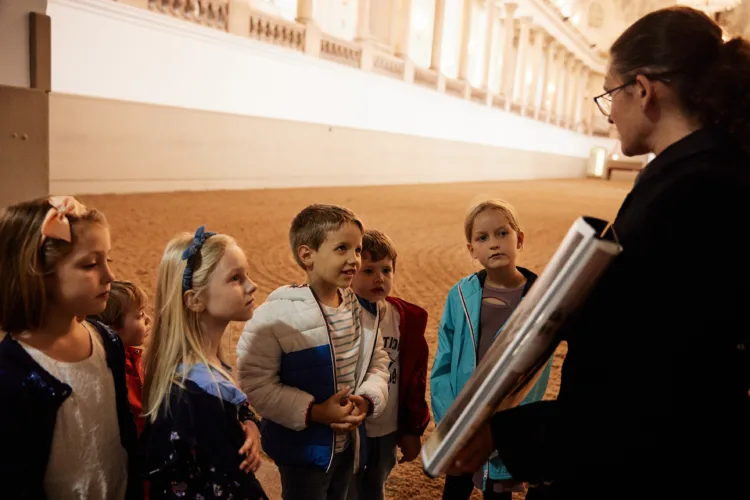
[635,74,655,110]
[517,231,525,250]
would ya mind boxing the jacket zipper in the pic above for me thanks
[458,283,491,486]
[352,300,382,473]
[311,288,339,473]
[457,286,477,367]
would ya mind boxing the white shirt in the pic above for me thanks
[21,325,129,500]
[364,301,400,438]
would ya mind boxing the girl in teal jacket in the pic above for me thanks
[430,199,553,500]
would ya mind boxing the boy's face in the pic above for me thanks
[304,222,363,290]
[117,304,151,347]
[352,253,393,303]
[467,209,524,271]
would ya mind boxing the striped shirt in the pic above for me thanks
[321,289,360,453]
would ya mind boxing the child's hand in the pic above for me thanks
[239,420,262,473]
[398,434,422,463]
[310,386,354,426]
[330,394,368,433]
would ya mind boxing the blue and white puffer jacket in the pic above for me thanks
[236,285,390,472]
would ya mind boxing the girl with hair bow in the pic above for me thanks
[0,195,142,500]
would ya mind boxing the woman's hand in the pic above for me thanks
[239,420,262,473]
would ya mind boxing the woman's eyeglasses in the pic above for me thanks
[593,80,636,117]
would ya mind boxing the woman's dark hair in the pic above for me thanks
[610,6,750,150]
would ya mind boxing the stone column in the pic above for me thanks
[513,15,531,107]
[555,51,569,126]
[536,36,555,121]
[491,14,505,92]
[500,2,518,103]
[430,0,447,71]
[526,25,544,116]
[295,0,320,57]
[573,66,589,132]
[457,0,473,81]
[588,71,603,134]
[355,0,371,41]
[544,41,560,123]
[562,59,575,128]
[567,59,583,130]
[393,0,413,58]
[296,0,314,23]
[481,0,496,89]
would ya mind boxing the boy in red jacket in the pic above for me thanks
[89,280,151,435]
[347,229,430,500]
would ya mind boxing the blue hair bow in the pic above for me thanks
[181,225,216,293]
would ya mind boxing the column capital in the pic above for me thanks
[518,15,533,25]
[544,33,557,50]
[502,2,518,16]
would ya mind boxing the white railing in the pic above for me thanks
[117,0,615,137]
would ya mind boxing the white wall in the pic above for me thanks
[47,0,617,193]
[0,0,48,87]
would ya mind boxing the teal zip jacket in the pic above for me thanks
[430,267,553,486]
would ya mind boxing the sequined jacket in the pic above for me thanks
[0,320,143,500]
[141,365,268,500]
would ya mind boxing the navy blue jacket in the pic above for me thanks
[141,374,268,500]
[0,320,142,500]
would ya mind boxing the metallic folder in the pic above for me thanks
[421,216,623,478]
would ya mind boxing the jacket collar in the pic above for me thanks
[177,362,247,406]
[476,266,537,296]
[357,296,378,316]
[634,127,729,188]
[266,283,317,303]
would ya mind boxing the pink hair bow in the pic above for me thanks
[40,196,88,245]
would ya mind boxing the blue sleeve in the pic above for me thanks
[430,289,457,424]
[521,355,554,405]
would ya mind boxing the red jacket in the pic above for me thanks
[124,346,146,436]
[386,297,431,436]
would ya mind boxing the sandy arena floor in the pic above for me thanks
[79,175,635,500]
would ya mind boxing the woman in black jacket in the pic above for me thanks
[447,7,750,500]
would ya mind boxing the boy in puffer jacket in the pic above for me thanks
[237,204,390,500]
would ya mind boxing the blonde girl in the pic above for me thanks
[0,196,141,500]
[141,225,268,500]
[430,199,553,500]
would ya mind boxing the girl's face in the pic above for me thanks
[47,223,115,318]
[467,209,524,272]
[202,244,257,323]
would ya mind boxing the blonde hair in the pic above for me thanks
[0,197,107,334]
[89,280,147,329]
[464,199,522,242]
[289,204,364,268]
[142,231,236,421]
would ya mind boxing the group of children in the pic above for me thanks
[0,194,551,500]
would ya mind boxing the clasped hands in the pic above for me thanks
[310,386,370,433]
